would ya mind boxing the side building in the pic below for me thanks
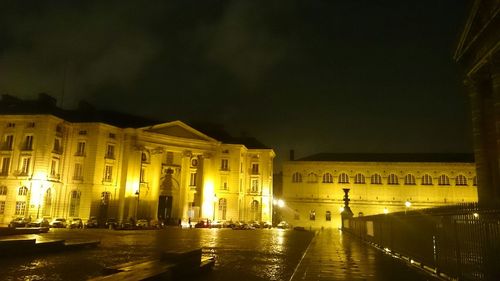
[281,153,477,229]
[0,95,275,226]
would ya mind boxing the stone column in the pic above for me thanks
[466,72,500,208]
[179,150,191,222]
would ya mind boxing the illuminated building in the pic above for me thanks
[0,94,274,225]
[454,0,500,208]
[282,153,477,228]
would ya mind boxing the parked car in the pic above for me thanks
[68,218,83,229]
[28,217,50,227]
[85,216,99,228]
[277,221,289,229]
[9,217,30,228]
[136,219,149,228]
[50,218,67,228]
[105,218,118,229]
[194,220,209,228]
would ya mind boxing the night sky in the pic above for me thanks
[0,0,472,170]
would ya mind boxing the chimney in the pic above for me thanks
[290,150,295,161]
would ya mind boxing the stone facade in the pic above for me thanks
[281,154,477,229]
[454,0,500,207]
[0,114,274,225]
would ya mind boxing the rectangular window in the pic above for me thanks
[7,123,15,128]
[220,176,228,190]
[251,179,259,193]
[221,159,229,171]
[53,138,62,153]
[20,157,30,175]
[140,167,146,183]
[4,135,14,150]
[27,122,35,128]
[50,159,59,177]
[189,172,197,186]
[76,141,86,156]
[24,135,33,150]
[326,211,331,221]
[78,130,87,135]
[1,157,10,175]
[104,165,113,182]
[109,133,116,139]
[251,163,259,174]
[105,144,115,159]
[0,201,5,214]
[15,201,26,215]
[73,163,83,180]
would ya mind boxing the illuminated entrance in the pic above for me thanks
[158,195,173,223]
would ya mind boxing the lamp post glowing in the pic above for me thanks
[405,200,411,214]
[213,194,217,221]
[383,207,389,214]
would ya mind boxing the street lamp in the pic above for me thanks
[213,194,217,221]
[405,200,411,214]
[383,207,389,214]
[135,188,140,220]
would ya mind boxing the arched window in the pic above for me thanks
[218,198,227,220]
[322,173,333,183]
[69,190,81,217]
[473,176,477,186]
[309,210,316,220]
[371,174,382,184]
[43,188,52,216]
[422,174,433,185]
[388,174,399,185]
[438,175,450,186]
[0,185,7,195]
[307,173,318,183]
[292,172,302,183]
[404,174,415,185]
[250,200,260,221]
[354,173,365,184]
[338,173,349,184]
[456,175,468,186]
[18,186,28,196]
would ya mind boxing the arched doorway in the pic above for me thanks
[251,200,260,222]
[43,188,52,216]
[158,168,179,224]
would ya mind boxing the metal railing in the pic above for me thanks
[343,203,500,280]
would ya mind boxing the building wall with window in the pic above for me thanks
[0,114,275,225]
[281,155,477,229]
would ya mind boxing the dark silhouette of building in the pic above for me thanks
[455,0,500,208]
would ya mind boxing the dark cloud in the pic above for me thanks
[0,0,472,170]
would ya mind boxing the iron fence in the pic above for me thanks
[343,203,500,280]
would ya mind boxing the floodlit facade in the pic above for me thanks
[0,108,274,226]
[281,154,477,229]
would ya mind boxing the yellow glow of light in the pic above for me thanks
[277,199,285,208]
[339,206,345,213]
[202,180,215,217]
[383,208,389,214]
[405,201,412,208]
[473,212,479,218]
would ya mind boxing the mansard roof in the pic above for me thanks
[0,94,271,149]
[295,153,474,163]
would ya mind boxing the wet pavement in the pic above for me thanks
[0,228,432,281]
[0,228,313,281]
[291,229,431,281]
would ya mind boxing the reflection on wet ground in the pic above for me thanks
[291,229,428,281]
[0,228,314,281]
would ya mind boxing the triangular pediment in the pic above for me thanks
[141,121,218,142]
[455,0,500,61]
